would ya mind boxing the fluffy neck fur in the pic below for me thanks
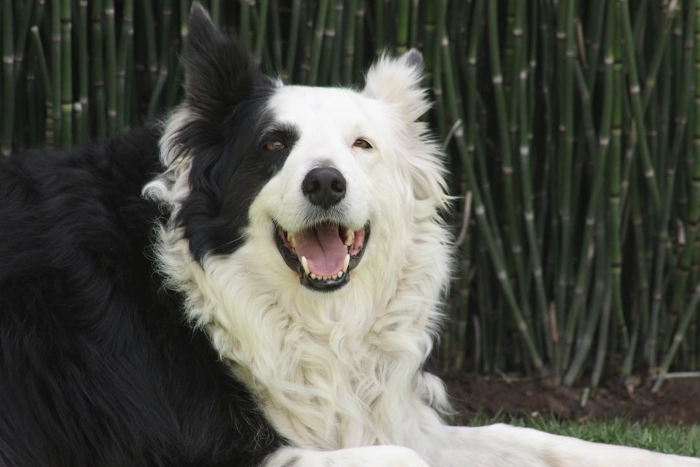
[150,203,450,450]
[145,128,452,454]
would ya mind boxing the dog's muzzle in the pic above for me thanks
[275,221,369,291]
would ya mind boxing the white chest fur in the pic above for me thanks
[154,227,449,453]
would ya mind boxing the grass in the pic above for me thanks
[469,413,700,458]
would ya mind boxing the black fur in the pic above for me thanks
[0,126,281,466]
[172,6,294,262]
[0,6,288,467]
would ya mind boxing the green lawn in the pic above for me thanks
[469,413,700,458]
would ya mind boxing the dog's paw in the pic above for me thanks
[265,445,430,467]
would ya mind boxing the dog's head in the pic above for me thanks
[147,5,450,299]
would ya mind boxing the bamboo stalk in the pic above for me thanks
[13,0,35,84]
[329,0,344,84]
[446,0,543,373]
[270,0,283,73]
[239,0,251,50]
[666,0,700,355]
[147,0,172,119]
[583,0,607,91]
[116,0,134,131]
[26,45,40,146]
[512,0,550,364]
[618,0,661,212]
[431,1,446,138]
[49,0,61,146]
[342,0,357,85]
[647,3,694,367]
[2,0,15,156]
[353,1,366,83]
[566,214,608,386]
[308,0,329,85]
[563,2,617,385]
[296,1,313,83]
[104,0,117,135]
[641,1,681,111]
[653,286,700,392]
[374,0,385,56]
[29,26,52,141]
[606,0,625,373]
[623,172,649,376]
[318,0,337,84]
[409,0,419,50]
[553,0,577,371]
[210,0,222,27]
[253,0,270,65]
[89,0,106,139]
[284,0,302,82]
[76,0,88,142]
[486,0,531,337]
[58,0,71,147]
[396,0,410,54]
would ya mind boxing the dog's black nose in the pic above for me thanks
[302,167,346,209]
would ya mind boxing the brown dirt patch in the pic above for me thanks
[440,371,700,425]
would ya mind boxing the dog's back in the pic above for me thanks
[0,127,281,466]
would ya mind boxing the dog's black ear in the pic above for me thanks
[182,3,271,121]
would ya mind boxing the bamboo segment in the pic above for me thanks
[13,0,35,84]
[50,0,61,146]
[76,0,88,143]
[308,0,329,85]
[104,0,117,136]
[58,0,71,147]
[90,0,106,139]
[116,0,134,131]
[666,0,700,356]
[562,2,617,385]
[147,0,173,119]
[486,0,532,339]
[2,0,15,156]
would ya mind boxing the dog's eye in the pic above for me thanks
[353,138,372,149]
[265,140,285,151]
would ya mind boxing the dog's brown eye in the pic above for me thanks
[265,140,285,151]
[353,138,372,149]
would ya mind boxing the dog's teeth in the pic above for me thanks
[344,228,354,246]
[310,273,317,280]
[337,270,343,278]
[289,233,297,248]
[343,254,350,273]
[301,256,310,275]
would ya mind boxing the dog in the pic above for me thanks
[0,4,697,466]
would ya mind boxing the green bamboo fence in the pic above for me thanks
[1,0,699,391]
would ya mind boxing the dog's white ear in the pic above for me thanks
[363,50,430,122]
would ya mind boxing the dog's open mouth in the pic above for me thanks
[275,221,369,291]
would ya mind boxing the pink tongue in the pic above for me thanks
[295,224,347,276]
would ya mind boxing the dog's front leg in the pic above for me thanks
[263,445,430,467]
[433,424,700,467]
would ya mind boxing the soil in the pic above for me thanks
[439,370,700,426]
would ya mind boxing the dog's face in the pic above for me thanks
[151,6,448,297]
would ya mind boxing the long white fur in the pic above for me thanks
[144,52,700,467]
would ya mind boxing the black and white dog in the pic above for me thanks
[0,5,697,466]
